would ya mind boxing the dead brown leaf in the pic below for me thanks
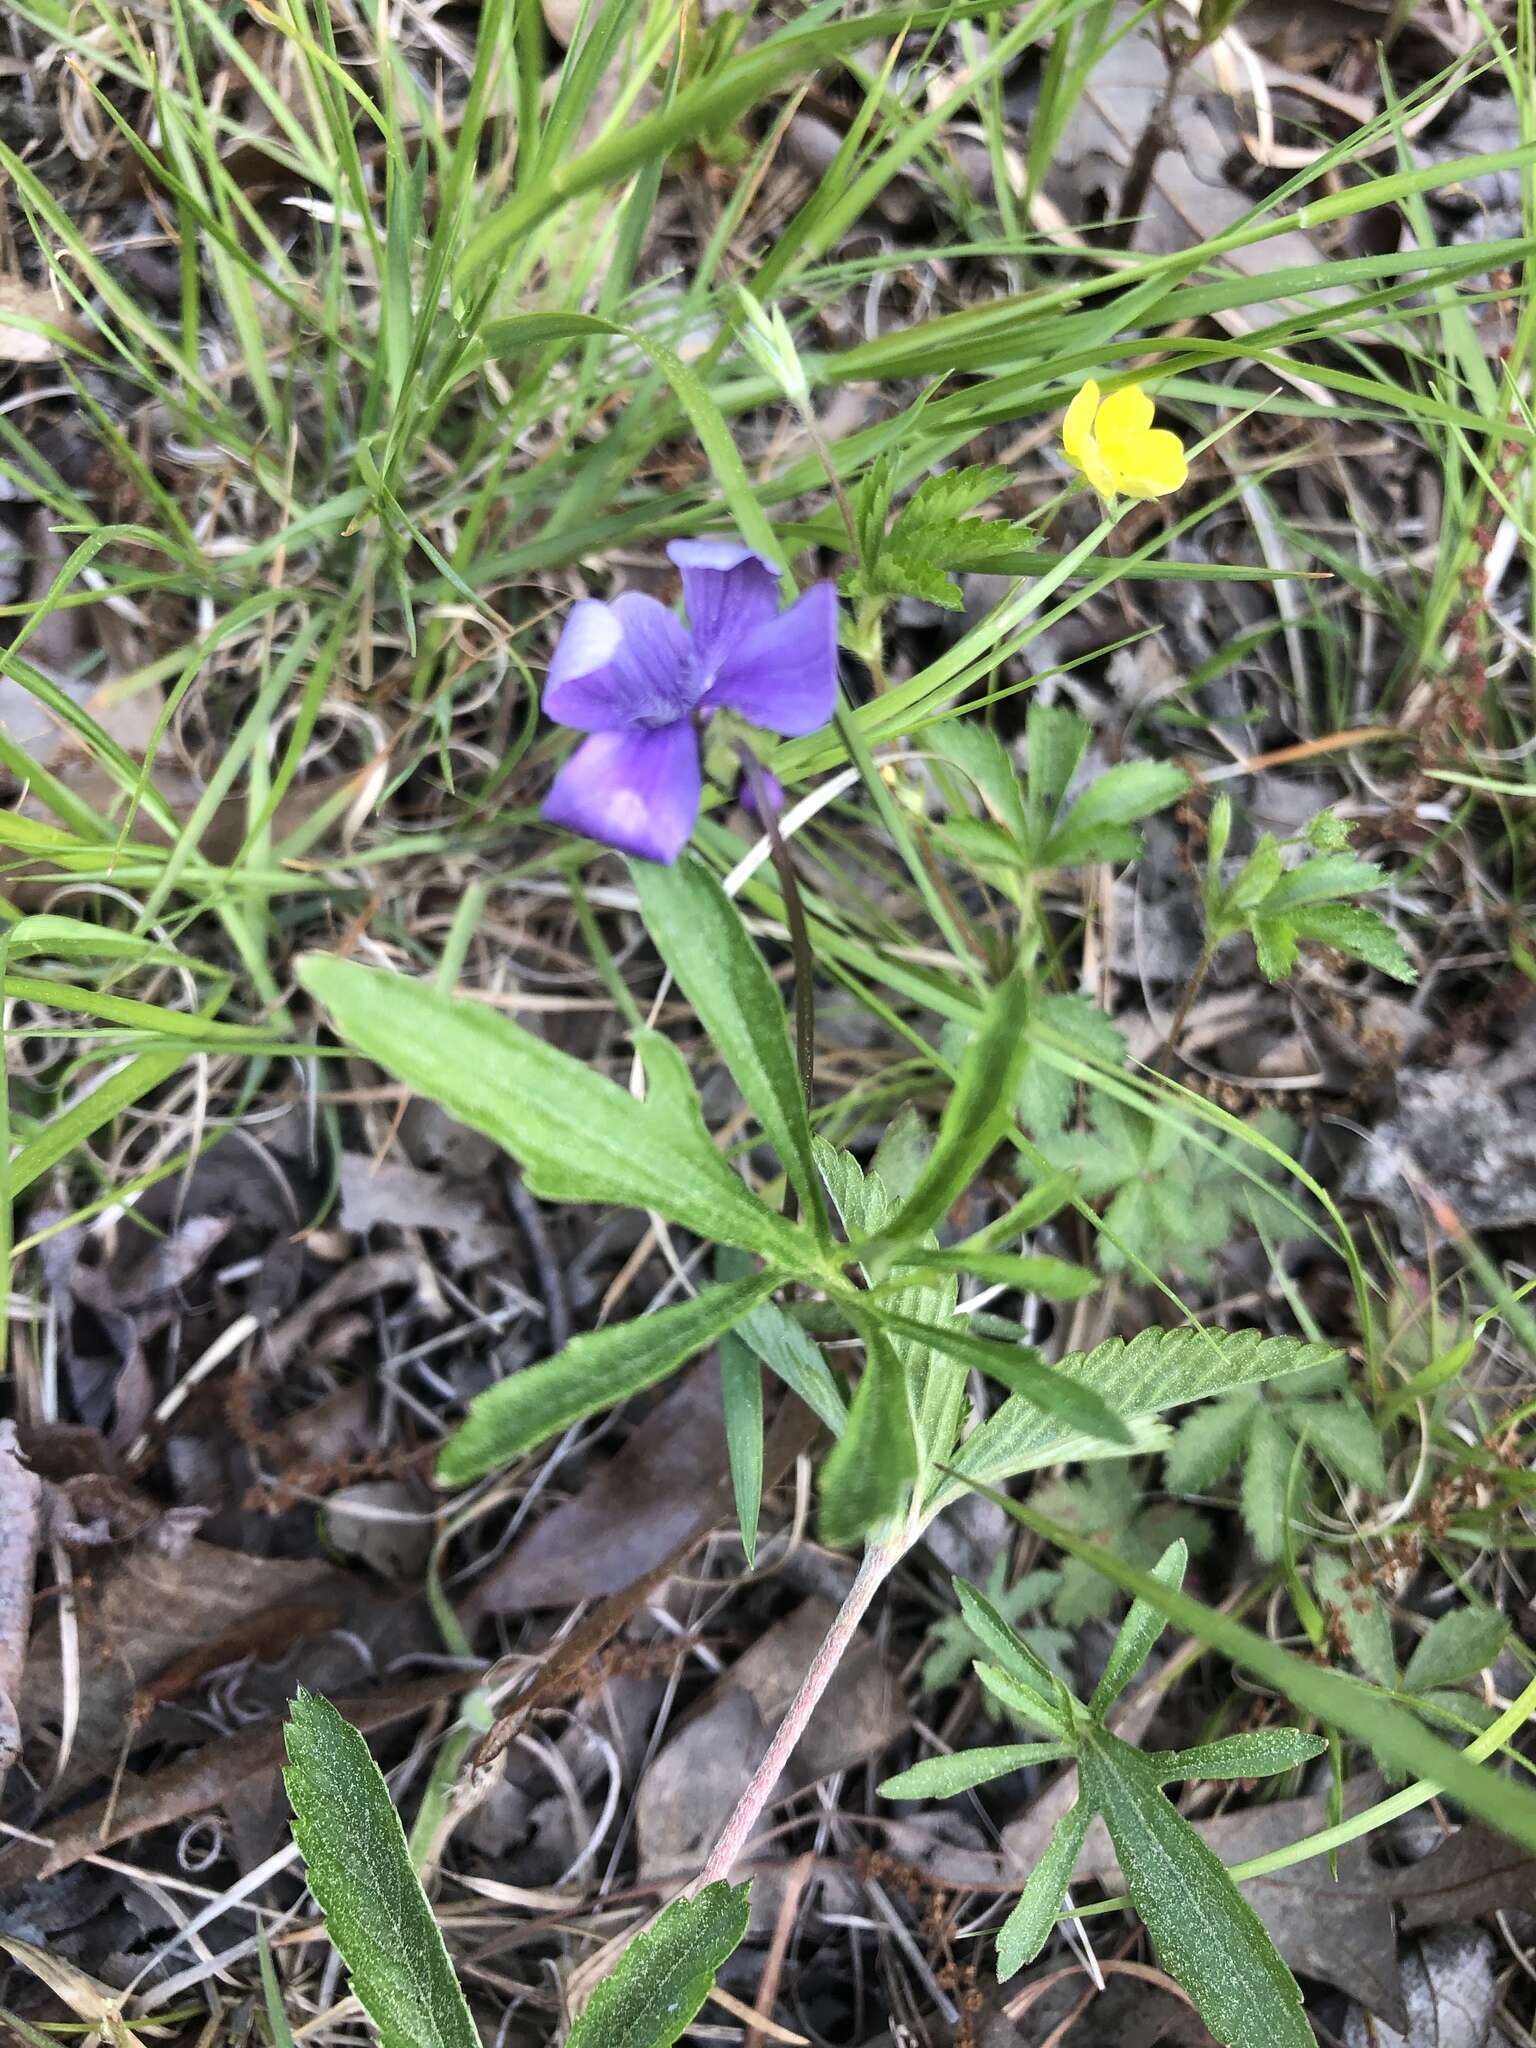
[339,1151,515,1269]
[473,1393,823,1773]
[1383,1825,1536,1931]
[1045,22,1345,333]
[0,1423,43,1779]
[471,1363,727,1615]
[0,277,78,363]
[637,1688,771,1883]
[19,1537,347,1787]
[1342,1928,1497,2048]
[0,1671,467,1883]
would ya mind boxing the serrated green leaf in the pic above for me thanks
[1164,1397,1255,1493]
[1043,760,1190,868]
[1304,810,1355,852]
[1293,1393,1387,1493]
[437,1272,779,1485]
[1025,701,1091,830]
[1250,915,1299,983]
[899,463,1010,528]
[1260,855,1387,913]
[943,817,1030,868]
[942,1328,1337,1504]
[1091,1539,1188,1716]
[1149,1729,1327,1784]
[1018,993,1126,1135]
[567,1883,751,2048]
[632,855,828,1239]
[939,518,1039,561]
[1241,1412,1293,1562]
[1313,1550,1397,1689]
[856,970,1034,1266]
[1223,837,1284,914]
[861,550,966,608]
[297,957,806,1268]
[996,1798,1094,1980]
[1403,1604,1509,1695]
[1287,902,1416,982]
[717,1254,765,1568]
[818,1323,917,1548]
[932,718,1029,841]
[1082,1731,1315,2048]
[879,1742,1070,1800]
[283,1691,478,2048]
[855,449,897,568]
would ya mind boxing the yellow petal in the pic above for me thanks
[1078,437,1119,499]
[1093,383,1154,454]
[1110,427,1188,500]
[1061,380,1100,470]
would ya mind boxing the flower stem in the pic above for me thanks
[737,746,815,1109]
[696,1537,902,1888]
[1157,941,1215,1069]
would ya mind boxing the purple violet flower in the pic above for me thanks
[541,539,838,864]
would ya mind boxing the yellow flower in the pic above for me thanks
[1062,379,1187,501]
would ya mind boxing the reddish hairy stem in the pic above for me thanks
[696,1537,902,1888]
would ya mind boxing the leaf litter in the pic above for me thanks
[2,0,1535,2042]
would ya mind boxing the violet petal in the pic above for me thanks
[667,538,780,670]
[541,723,701,863]
[543,592,693,732]
[699,580,839,736]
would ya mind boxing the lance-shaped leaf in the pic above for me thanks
[955,1575,1064,1704]
[997,1797,1095,1980]
[632,855,828,1238]
[1148,1729,1326,1785]
[297,957,808,1268]
[883,1249,1098,1300]
[1091,1538,1187,1715]
[732,1295,847,1436]
[879,1742,1071,1800]
[816,1138,962,1465]
[437,1271,780,1485]
[284,1691,478,2048]
[818,1322,917,1548]
[567,1883,751,2048]
[1081,1730,1315,2048]
[977,1662,1076,1741]
[1043,759,1191,867]
[877,1309,1132,1447]
[854,970,1033,1268]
